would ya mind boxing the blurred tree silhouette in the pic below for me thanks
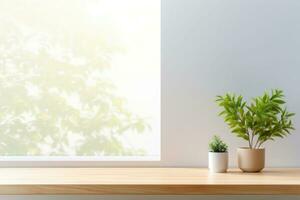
[0,0,149,156]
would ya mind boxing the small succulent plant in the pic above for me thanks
[209,135,228,152]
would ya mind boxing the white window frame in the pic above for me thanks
[0,1,162,167]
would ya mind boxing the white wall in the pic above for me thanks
[162,0,300,167]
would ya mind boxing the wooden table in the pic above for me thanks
[0,168,299,195]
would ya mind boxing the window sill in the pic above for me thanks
[0,168,299,195]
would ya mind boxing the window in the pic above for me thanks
[0,0,160,160]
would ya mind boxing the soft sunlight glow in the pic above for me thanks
[0,0,160,159]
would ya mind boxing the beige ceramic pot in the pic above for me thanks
[237,147,265,172]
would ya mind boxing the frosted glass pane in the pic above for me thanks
[0,0,160,158]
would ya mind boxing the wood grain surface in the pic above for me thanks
[0,168,298,195]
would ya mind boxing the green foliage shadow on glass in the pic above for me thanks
[216,89,295,149]
[0,1,150,156]
[209,135,228,152]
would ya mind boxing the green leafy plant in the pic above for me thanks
[216,89,295,149]
[209,135,228,152]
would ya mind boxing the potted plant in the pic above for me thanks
[216,89,295,172]
[208,135,228,173]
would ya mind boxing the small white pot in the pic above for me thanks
[208,152,228,173]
